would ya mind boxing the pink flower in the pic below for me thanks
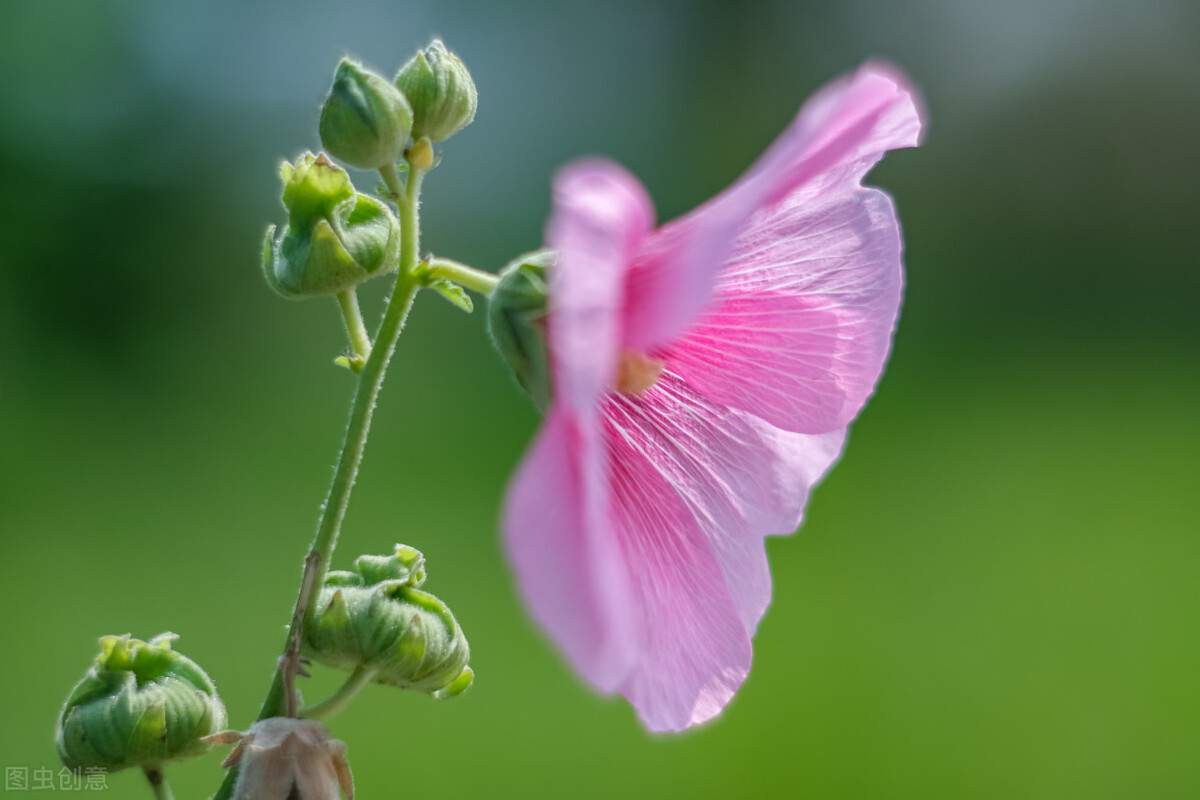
[503,64,924,731]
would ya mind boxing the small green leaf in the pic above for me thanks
[427,278,473,313]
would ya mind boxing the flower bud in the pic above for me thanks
[394,39,477,142]
[304,544,473,698]
[486,249,554,410]
[207,718,353,800]
[320,58,413,170]
[56,633,227,773]
[263,152,400,298]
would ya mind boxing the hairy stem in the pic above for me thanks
[213,159,428,800]
[396,162,425,273]
[425,257,500,295]
[144,766,174,800]
[337,288,372,366]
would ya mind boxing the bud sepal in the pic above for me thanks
[487,249,554,410]
[263,153,401,298]
[56,633,227,773]
[304,545,473,698]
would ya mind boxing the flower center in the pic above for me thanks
[615,350,665,396]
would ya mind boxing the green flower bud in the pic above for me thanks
[486,249,554,410]
[304,544,473,698]
[56,633,226,773]
[263,152,400,298]
[394,39,478,142]
[320,58,413,170]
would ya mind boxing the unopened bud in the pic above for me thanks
[263,152,400,298]
[486,249,554,410]
[320,58,413,170]
[56,634,226,773]
[208,718,352,800]
[394,39,477,142]
[304,544,473,698]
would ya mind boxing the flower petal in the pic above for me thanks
[664,188,904,433]
[546,160,655,412]
[738,61,924,209]
[502,406,636,691]
[601,374,845,729]
[623,62,922,350]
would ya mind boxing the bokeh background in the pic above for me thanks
[2,1,1197,797]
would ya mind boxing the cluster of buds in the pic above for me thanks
[304,544,474,698]
[263,39,477,299]
[56,40,484,799]
[56,634,226,774]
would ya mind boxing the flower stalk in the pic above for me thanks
[143,767,173,800]
[423,257,499,295]
[336,289,372,369]
[213,153,429,800]
[299,665,378,722]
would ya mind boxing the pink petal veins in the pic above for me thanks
[622,63,922,351]
[603,381,752,731]
[507,372,845,731]
[503,62,923,732]
[605,373,847,635]
[665,188,904,433]
[602,375,845,729]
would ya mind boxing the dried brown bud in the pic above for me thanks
[207,718,353,800]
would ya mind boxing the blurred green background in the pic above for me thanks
[2,0,1197,797]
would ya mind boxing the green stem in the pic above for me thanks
[425,257,500,295]
[252,273,419,721]
[379,162,405,202]
[337,288,372,366]
[300,664,378,721]
[144,766,173,800]
[213,159,429,800]
[395,164,424,271]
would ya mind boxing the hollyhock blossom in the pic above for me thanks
[503,63,923,731]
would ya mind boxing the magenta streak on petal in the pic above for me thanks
[665,188,904,433]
